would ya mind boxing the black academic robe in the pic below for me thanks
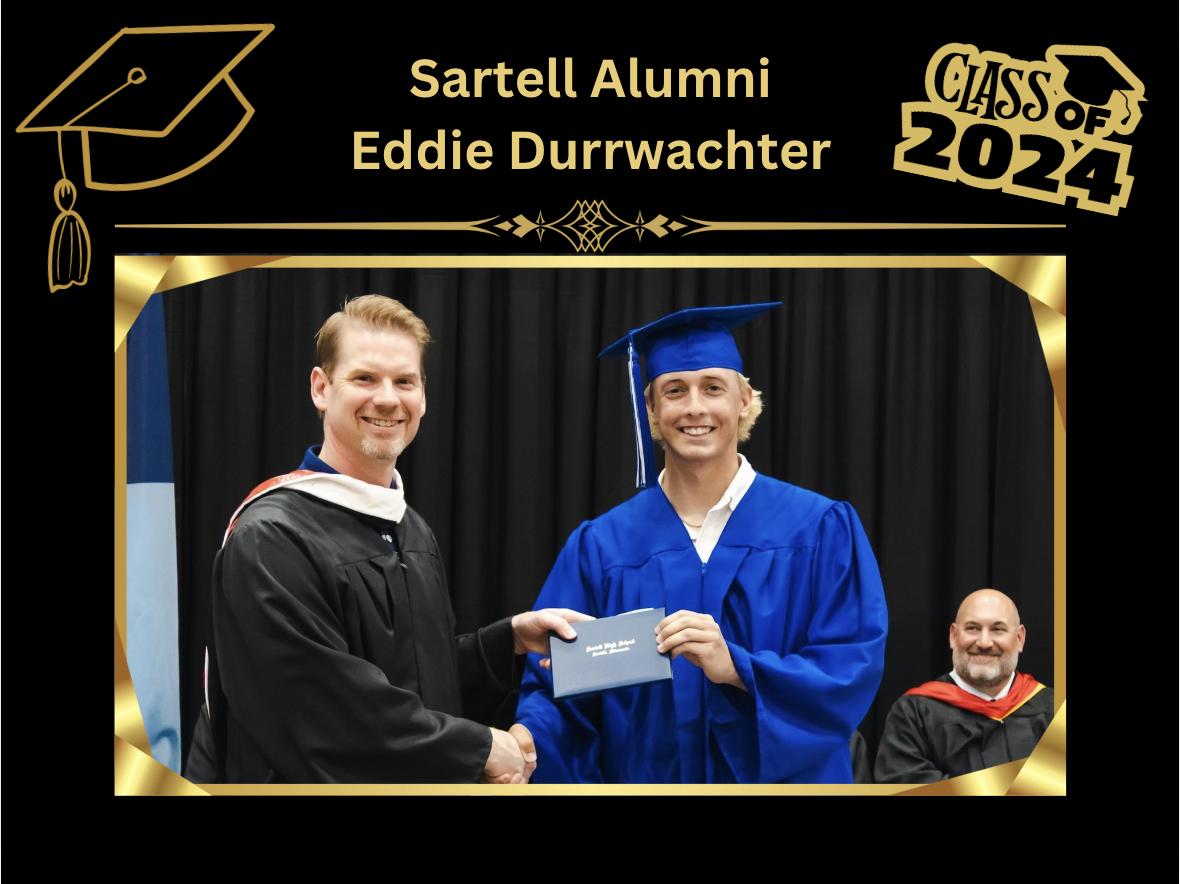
[873,673,1056,784]
[184,704,217,784]
[210,488,515,784]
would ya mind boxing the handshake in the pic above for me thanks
[483,723,538,784]
[479,605,595,784]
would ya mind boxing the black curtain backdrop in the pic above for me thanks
[164,266,1054,772]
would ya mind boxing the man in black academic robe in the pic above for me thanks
[874,588,1055,784]
[204,296,588,784]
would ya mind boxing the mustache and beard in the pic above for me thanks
[953,646,1014,690]
[358,411,408,460]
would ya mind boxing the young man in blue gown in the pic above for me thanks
[515,303,888,783]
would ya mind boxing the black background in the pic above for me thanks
[37,11,1146,784]
[13,17,1164,269]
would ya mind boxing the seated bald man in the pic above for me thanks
[874,589,1055,784]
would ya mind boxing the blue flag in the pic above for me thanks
[126,293,182,773]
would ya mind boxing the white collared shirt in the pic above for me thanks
[658,454,757,564]
[949,669,1016,701]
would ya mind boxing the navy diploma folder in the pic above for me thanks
[549,607,673,700]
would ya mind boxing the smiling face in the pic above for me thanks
[310,321,426,485]
[949,590,1026,697]
[645,368,751,469]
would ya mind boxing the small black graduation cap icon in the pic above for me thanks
[1056,53,1134,106]
[1045,45,1145,138]
[16,24,272,291]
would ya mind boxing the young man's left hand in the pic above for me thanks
[656,609,747,691]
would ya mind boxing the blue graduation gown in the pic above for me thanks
[516,473,888,784]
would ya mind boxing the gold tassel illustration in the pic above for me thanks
[41,70,149,291]
[49,177,91,292]
[18,28,273,293]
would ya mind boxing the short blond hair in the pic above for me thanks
[316,295,432,382]
[644,373,764,446]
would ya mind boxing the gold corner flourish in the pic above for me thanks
[1006,701,1066,795]
[115,735,210,796]
[116,252,288,796]
[114,621,150,755]
[970,255,1066,431]
[116,617,207,794]
[115,255,290,351]
[894,699,1067,796]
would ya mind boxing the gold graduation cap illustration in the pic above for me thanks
[16,24,272,291]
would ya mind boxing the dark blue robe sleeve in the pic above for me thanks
[515,522,607,784]
[708,501,888,783]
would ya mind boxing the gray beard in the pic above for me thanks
[956,654,1009,689]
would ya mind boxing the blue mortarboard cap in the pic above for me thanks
[599,302,781,488]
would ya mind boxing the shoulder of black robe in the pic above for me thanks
[874,673,1056,785]
[211,488,511,784]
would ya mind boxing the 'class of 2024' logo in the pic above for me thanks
[895,44,1143,216]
